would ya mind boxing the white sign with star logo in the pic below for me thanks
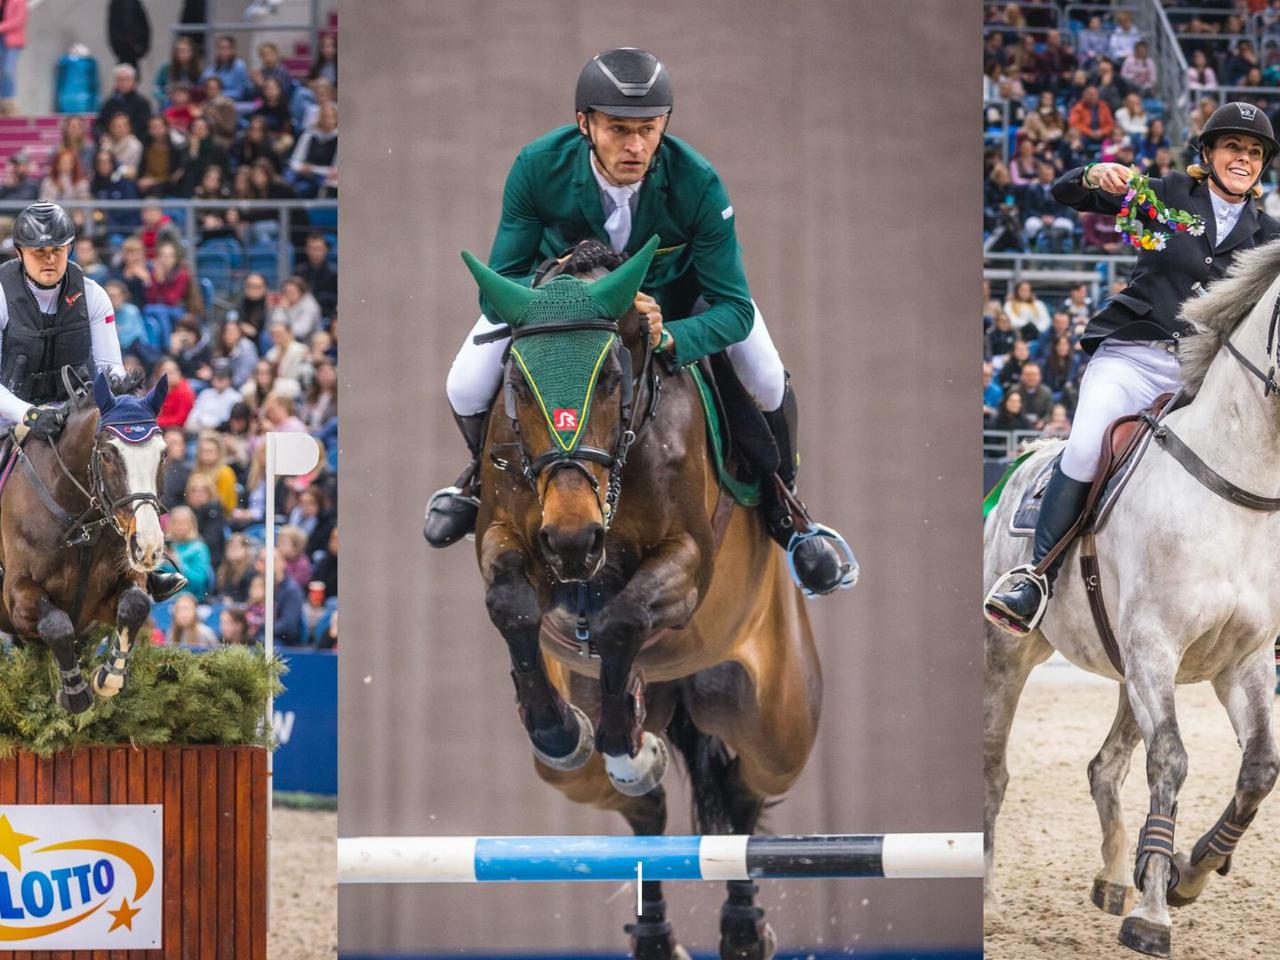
[0,805,162,949]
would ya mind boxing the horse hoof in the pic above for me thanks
[1118,916,1171,958]
[91,666,124,699]
[1166,852,1206,908]
[532,702,594,772]
[719,922,776,960]
[605,732,669,797]
[1091,879,1135,915]
[55,685,93,715]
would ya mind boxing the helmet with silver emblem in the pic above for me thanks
[575,48,673,119]
[12,201,76,250]
[1198,102,1279,166]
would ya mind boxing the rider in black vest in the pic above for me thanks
[0,202,186,601]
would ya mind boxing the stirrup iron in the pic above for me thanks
[785,523,859,598]
[983,563,1050,635]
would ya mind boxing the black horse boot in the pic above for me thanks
[423,412,486,548]
[147,570,188,602]
[762,385,857,597]
[984,460,1091,634]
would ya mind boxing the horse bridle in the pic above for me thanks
[485,318,661,531]
[20,427,164,548]
[1141,286,1280,511]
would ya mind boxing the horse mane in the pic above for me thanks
[1179,238,1280,391]
[552,239,627,281]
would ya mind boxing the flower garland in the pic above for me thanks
[1113,170,1205,251]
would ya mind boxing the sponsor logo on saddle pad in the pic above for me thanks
[552,408,579,431]
[0,806,161,948]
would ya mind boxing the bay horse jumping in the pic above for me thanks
[462,237,822,960]
[0,370,168,713]
[984,242,1280,958]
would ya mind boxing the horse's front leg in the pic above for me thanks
[1119,647,1188,959]
[594,534,702,796]
[481,525,593,770]
[8,576,91,714]
[92,584,150,698]
[1169,644,1279,907]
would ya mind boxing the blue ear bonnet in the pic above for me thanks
[95,372,166,444]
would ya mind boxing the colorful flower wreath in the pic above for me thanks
[1112,169,1205,251]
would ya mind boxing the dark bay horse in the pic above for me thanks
[463,237,821,960]
[0,370,168,713]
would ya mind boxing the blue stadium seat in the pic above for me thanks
[150,597,176,633]
[308,207,337,230]
[248,243,280,288]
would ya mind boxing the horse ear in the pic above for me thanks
[587,234,660,318]
[461,250,539,326]
[147,374,170,415]
[93,370,116,412]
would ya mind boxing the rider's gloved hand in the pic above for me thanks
[16,404,67,441]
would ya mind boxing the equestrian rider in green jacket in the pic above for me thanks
[424,47,855,597]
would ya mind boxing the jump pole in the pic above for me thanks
[337,833,983,884]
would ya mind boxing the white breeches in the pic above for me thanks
[1059,340,1184,482]
[445,300,786,416]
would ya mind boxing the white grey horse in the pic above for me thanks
[984,241,1280,958]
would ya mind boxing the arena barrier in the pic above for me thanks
[337,832,983,884]
[0,745,268,956]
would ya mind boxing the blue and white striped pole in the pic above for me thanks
[337,833,982,884]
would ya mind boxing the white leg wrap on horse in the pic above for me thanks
[603,731,669,796]
[725,302,786,412]
[446,314,510,417]
[1059,341,1184,483]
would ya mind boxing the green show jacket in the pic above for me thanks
[482,125,754,366]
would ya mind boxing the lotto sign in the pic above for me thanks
[0,805,162,948]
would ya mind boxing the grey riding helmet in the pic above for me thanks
[12,202,75,249]
[575,48,672,119]
[1198,102,1280,195]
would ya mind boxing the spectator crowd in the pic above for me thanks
[15,29,342,646]
[980,2,1280,453]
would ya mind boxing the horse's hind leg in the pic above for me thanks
[984,623,1051,921]
[93,585,149,698]
[8,578,90,714]
[1088,686,1142,915]
[1169,645,1280,908]
[1118,653,1187,958]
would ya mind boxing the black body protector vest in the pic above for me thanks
[0,259,92,404]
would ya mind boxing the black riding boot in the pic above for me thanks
[423,412,487,548]
[985,461,1091,632]
[147,570,189,602]
[761,386,855,597]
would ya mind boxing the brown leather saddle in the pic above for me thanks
[1012,389,1186,675]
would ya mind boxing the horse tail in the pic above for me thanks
[666,686,767,835]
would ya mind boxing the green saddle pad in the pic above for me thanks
[688,364,761,507]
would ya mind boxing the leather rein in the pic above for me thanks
[16,426,164,549]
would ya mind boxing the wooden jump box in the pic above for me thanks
[0,745,268,959]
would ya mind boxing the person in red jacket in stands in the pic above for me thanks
[153,358,194,429]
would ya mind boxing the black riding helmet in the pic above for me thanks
[13,201,75,250]
[12,202,75,290]
[1198,102,1280,198]
[575,48,672,119]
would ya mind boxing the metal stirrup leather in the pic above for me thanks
[785,524,859,598]
[983,563,1050,632]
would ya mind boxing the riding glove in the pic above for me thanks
[17,404,67,441]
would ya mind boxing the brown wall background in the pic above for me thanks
[338,1,981,954]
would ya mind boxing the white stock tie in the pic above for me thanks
[603,184,634,252]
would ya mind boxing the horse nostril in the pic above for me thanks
[538,528,555,556]
[589,526,605,557]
